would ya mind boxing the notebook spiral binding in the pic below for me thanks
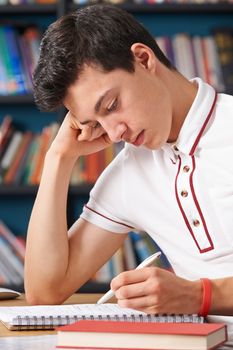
[12,314,204,330]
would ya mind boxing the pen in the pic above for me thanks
[96,251,161,304]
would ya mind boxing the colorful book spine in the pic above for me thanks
[0,26,18,94]
[213,27,233,94]
[3,25,27,94]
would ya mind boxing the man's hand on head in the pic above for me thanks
[49,111,112,160]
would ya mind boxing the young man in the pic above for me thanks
[25,4,233,320]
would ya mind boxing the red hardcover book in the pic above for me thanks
[57,320,227,350]
[4,131,33,184]
[0,116,13,160]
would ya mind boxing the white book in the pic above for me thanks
[0,237,24,277]
[203,36,225,92]
[0,220,25,262]
[111,247,125,277]
[0,237,23,285]
[94,260,111,283]
[0,131,23,172]
[124,235,137,270]
[173,34,196,80]
[192,36,207,82]
[0,259,11,285]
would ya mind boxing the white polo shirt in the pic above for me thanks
[80,77,233,281]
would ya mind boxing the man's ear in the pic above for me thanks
[131,43,157,73]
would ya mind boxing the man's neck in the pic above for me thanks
[168,72,198,143]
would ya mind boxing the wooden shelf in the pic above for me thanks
[0,94,35,104]
[0,3,57,14]
[1,2,232,14]
[0,184,93,196]
[69,2,233,14]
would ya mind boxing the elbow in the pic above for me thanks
[25,283,66,306]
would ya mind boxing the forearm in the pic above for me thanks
[24,149,77,303]
[186,277,233,316]
[210,277,233,315]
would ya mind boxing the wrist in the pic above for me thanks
[198,278,212,317]
[190,279,203,314]
[46,146,79,165]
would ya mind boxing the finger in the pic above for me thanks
[77,125,92,141]
[115,280,148,300]
[89,125,106,141]
[117,294,159,312]
[111,268,156,291]
[77,133,112,153]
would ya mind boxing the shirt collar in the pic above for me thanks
[170,77,217,156]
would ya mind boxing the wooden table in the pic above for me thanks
[0,293,102,337]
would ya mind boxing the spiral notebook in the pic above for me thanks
[0,303,204,330]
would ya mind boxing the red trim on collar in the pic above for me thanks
[84,204,134,229]
[189,90,217,156]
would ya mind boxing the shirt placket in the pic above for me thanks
[174,148,214,253]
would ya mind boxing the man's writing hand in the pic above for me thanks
[110,267,202,315]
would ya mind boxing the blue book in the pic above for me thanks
[2,26,27,95]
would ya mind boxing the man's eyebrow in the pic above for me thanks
[79,89,112,126]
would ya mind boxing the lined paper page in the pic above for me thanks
[0,303,144,323]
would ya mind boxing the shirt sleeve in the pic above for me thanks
[80,147,136,234]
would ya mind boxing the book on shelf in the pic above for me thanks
[0,236,24,285]
[4,131,33,184]
[0,118,123,185]
[56,319,227,350]
[0,130,23,183]
[3,25,27,95]
[155,29,233,93]
[0,116,13,161]
[0,25,41,96]
[92,231,171,284]
[213,27,233,95]
[1,26,232,97]
[0,220,25,261]
[0,220,25,286]
[0,302,204,331]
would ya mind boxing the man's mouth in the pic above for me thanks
[132,130,145,146]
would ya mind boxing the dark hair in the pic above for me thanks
[34,4,174,112]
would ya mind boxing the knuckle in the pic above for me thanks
[118,271,129,285]
[110,279,117,291]
[150,294,159,306]
[150,267,160,277]
[118,299,131,309]
[118,287,130,299]
[149,280,159,293]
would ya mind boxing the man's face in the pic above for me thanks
[64,61,173,150]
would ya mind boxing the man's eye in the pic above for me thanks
[92,121,101,129]
[107,99,117,113]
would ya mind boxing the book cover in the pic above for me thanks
[57,320,227,350]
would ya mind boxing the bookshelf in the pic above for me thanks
[70,2,233,14]
[0,4,57,14]
[0,0,232,291]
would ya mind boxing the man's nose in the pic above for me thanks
[101,121,127,143]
